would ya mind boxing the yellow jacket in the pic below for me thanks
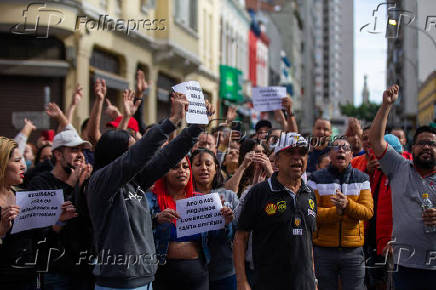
[307,164,373,247]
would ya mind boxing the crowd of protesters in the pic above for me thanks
[0,74,435,290]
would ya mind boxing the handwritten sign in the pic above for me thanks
[252,87,286,112]
[175,193,224,238]
[11,190,64,234]
[172,81,209,124]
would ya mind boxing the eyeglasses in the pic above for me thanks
[415,140,436,147]
[330,144,352,152]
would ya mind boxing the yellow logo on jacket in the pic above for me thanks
[309,199,315,210]
[277,201,287,213]
[265,203,278,215]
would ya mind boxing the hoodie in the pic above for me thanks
[86,120,202,288]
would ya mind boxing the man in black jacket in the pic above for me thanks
[28,124,94,289]
[234,133,318,290]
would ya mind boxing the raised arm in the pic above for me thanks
[46,102,68,133]
[369,85,399,157]
[66,84,83,124]
[134,70,148,134]
[88,78,106,145]
[282,96,298,133]
[119,89,140,131]
[88,93,189,201]
[14,118,36,154]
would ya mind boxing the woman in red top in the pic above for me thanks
[148,156,233,290]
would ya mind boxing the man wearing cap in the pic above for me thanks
[234,133,318,290]
[28,124,94,289]
[308,138,373,290]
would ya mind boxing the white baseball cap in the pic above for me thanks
[273,132,308,154]
[52,126,91,150]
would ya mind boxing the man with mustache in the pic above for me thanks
[369,84,436,290]
[308,138,373,290]
[234,133,317,290]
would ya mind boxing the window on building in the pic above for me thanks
[90,48,121,74]
[175,0,197,31]
[115,0,122,17]
[100,0,107,10]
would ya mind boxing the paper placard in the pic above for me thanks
[172,81,209,124]
[175,193,224,238]
[11,190,64,234]
[252,87,286,112]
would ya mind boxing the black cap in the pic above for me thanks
[255,120,272,132]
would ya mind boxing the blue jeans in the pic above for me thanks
[209,274,236,290]
[393,265,436,290]
[95,283,152,290]
[314,246,365,290]
[43,272,94,290]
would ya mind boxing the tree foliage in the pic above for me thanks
[340,102,380,122]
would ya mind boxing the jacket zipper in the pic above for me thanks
[338,176,344,247]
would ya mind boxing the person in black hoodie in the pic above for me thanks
[86,92,214,289]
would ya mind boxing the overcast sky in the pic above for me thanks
[354,0,388,105]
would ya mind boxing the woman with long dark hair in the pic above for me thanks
[190,149,239,290]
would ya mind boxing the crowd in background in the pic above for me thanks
[0,75,435,290]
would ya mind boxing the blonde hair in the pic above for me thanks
[0,137,18,188]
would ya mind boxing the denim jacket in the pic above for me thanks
[145,192,211,265]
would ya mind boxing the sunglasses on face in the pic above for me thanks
[330,144,352,152]
[415,140,436,147]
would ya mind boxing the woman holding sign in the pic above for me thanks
[146,156,233,290]
[0,137,40,289]
[190,148,239,290]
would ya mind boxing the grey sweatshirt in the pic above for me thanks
[87,120,202,288]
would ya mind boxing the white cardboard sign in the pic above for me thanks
[11,190,64,234]
[175,193,225,238]
[172,81,209,124]
[252,87,286,112]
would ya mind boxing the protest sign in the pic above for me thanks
[11,190,64,234]
[172,81,209,124]
[252,86,286,112]
[175,192,225,238]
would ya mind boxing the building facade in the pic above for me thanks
[0,0,220,138]
[321,0,354,120]
[418,71,436,126]
[386,0,418,130]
